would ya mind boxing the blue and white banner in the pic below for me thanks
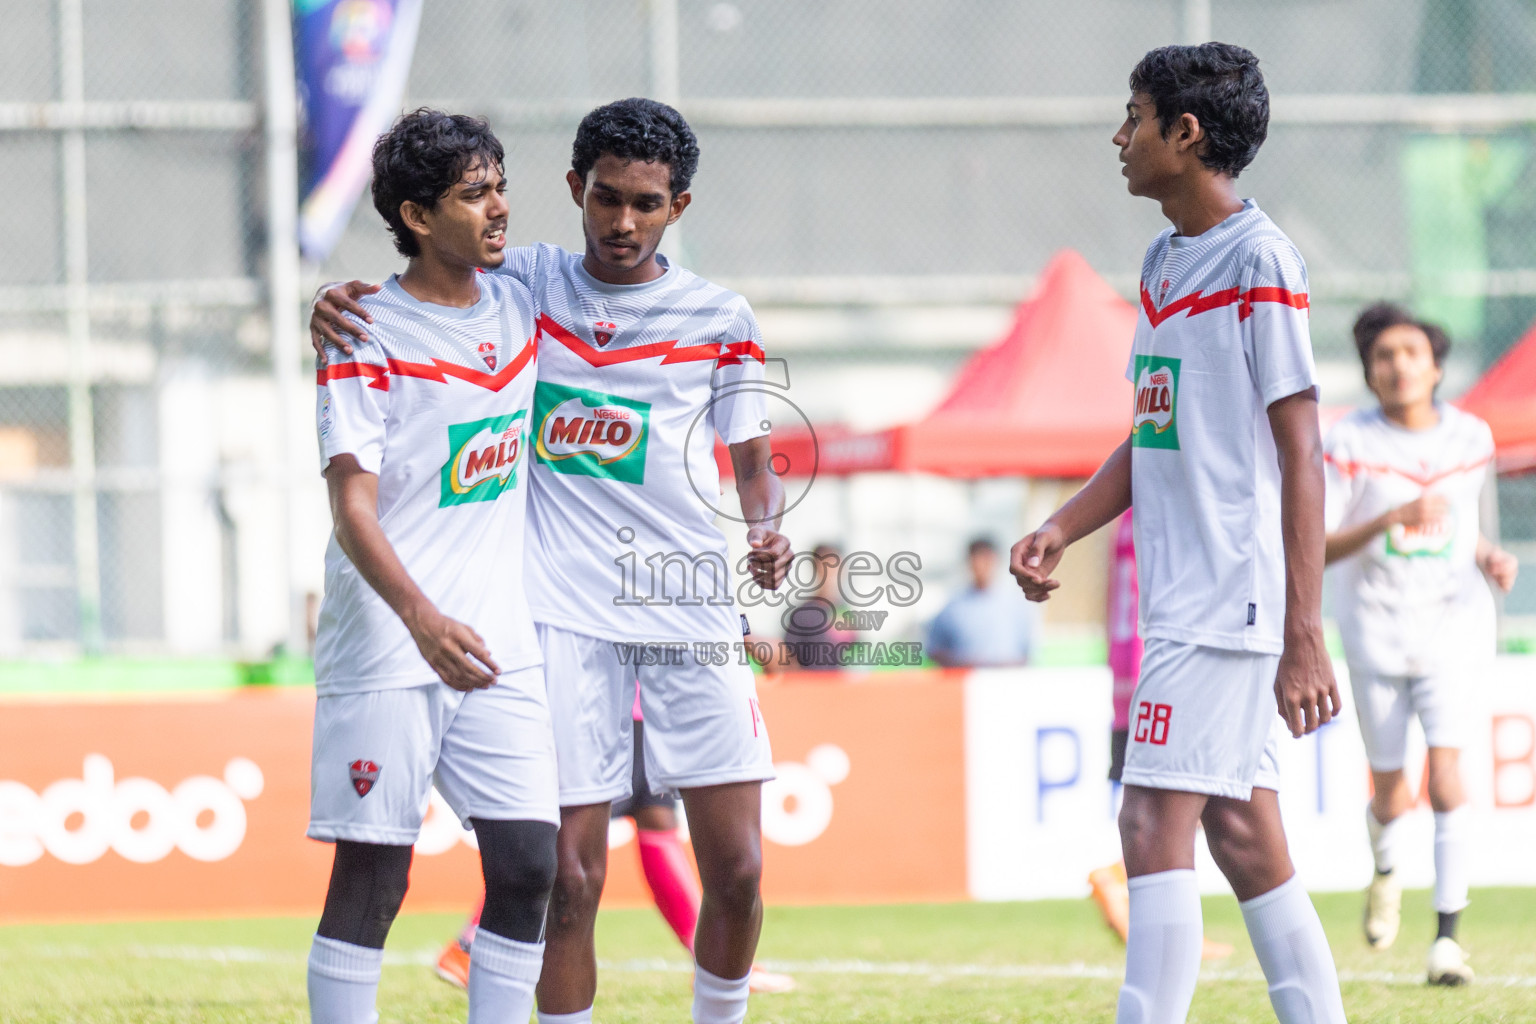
[294,0,423,263]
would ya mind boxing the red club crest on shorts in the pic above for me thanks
[349,759,380,797]
[593,320,617,346]
[477,341,497,371]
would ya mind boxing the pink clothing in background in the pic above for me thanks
[632,678,643,722]
[1107,510,1142,730]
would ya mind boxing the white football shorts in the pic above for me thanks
[538,622,775,806]
[307,666,559,845]
[1347,665,1470,772]
[1121,638,1282,800]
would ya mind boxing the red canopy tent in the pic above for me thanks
[720,249,1138,481]
[1459,321,1536,474]
[891,249,1135,478]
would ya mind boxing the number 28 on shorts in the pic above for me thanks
[1133,701,1172,746]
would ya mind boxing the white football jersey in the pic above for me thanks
[314,274,542,694]
[1127,200,1318,655]
[1324,404,1496,675]
[494,244,769,645]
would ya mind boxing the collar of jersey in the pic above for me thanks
[571,251,677,296]
[381,274,489,320]
[1167,198,1253,251]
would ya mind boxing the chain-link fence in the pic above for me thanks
[3,0,1535,656]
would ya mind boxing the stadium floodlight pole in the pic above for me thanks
[1182,0,1212,44]
[262,0,308,659]
[57,0,102,653]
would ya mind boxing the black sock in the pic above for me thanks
[1437,910,1460,941]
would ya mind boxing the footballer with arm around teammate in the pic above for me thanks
[307,110,559,1024]
[1011,45,1348,1024]
[313,99,791,1024]
[1323,303,1518,984]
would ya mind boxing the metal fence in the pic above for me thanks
[2,0,1535,657]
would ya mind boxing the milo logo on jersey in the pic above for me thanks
[1131,355,1180,450]
[534,381,650,484]
[439,412,527,507]
[1386,512,1455,558]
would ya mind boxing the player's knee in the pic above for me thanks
[475,819,559,943]
[547,839,607,928]
[1203,815,1259,877]
[477,818,559,894]
[701,846,762,917]
[318,840,413,949]
[1117,798,1159,860]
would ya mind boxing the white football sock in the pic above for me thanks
[1240,876,1347,1024]
[693,963,751,1024]
[307,935,383,1024]
[536,1010,593,1023]
[1116,869,1202,1024]
[467,928,544,1024]
[1366,804,1400,874]
[1433,808,1470,914]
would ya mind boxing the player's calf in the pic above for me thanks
[1201,792,1295,902]
[469,818,559,1024]
[310,841,413,1024]
[537,803,612,1017]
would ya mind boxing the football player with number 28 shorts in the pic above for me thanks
[1011,44,1348,1024]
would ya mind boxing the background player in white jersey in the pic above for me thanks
[1012,45,1348,1024]
[307,110,559,1024]
[313,99,791,1024]
[1324,303,1519,984]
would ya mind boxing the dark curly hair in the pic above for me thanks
[1352,302,1451,379]
[371,108,504,257]
[1129,43,1269,178]
[571,98,699,196]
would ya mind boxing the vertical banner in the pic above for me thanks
[293,0,424,263]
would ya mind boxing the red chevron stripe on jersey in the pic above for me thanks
[1324,452,1493,488]
[535,312,764,367]
[1140,283,1309,327]
[317,336,536,392]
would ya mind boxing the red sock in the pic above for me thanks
[637,828,701,953]
[457,892,485,950]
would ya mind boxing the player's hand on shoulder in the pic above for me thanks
[1390,492,1449,529]
[1274,629,1340,738]
[1010,524,1065,603]
[403,605,500,691]
[746,526,792,591]
[310,280,382,359]
[1480,545,1519,593]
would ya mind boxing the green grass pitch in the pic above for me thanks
[1,888,1533,1022]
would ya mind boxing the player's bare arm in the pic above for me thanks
[1010,438,1133,602]
[730,435,791,591]
[1268,389,1341,737]
[1324,491,1450,564]
[1476,535,1520,592]
[311,280,380,354]
[326,453,499,691]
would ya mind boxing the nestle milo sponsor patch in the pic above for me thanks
[1131,354,1180,450]
[1385,511,1455,559]
[440,411,527,507]
[534,381,650,484]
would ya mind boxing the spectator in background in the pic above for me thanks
[926,537,1038,667]
[779,543,859,671]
